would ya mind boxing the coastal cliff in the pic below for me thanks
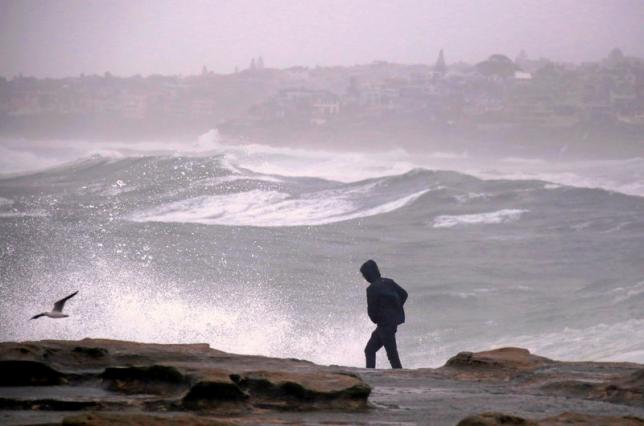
[0,339,642,425]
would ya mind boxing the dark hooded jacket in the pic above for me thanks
[361,260,408,326]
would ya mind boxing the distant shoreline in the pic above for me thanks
[1,116,642,160]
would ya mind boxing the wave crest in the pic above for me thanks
[433,209,528,228]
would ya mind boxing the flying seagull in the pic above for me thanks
[30,291,78,320]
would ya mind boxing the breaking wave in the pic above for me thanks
[3,130,644,197]
[2,140,644,367]
[432,209,528,228]
[491,319,644,363]
[130,188,430,227]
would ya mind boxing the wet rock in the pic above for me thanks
[72,338,216,360]
[457,412,644,426]
[62,412,235,425]
[101,365,187,395]
[0,397,99,411]
[539,380,596,396]
[601,368,644,405]
[72,346,109,359]
[182,369,249,407]
[0,360,66,386]
[1,340,642,425]
[237,370,371,409]
[444,347,552,379]
[539,412,644,425]
[0,343,49,362]
[457,412,537,425]
[446,347,551,370]
[541,368,644,406]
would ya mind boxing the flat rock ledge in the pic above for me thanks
[457,412,644,426]
[0,339,368,409]
[1,340,643,425]
[441,347,644,406]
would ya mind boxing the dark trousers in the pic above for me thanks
[365,324,402,369]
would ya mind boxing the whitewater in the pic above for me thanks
[1,131,643,368]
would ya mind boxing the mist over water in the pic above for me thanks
[3,130,644,196]
[1,131,643,368]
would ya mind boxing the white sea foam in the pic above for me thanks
[214,144,417,183]
[100,179,139,197]
[0,209,49,218]
[3,130,643,197]
[130,187,429,227]
[0,145,64,174]
[432,209,528,228]
[196,174,283,187]
[472,157,644,197]
[610,281,644,304]
[0,210,49,219]
[0,197,14,206]
[437,288,495,299]
[131,190,290,225]
[3,258,372,367]
[490,319,644,363]
[453,192,488,203]
[343,189,429,221]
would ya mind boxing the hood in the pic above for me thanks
[360,259,381,283]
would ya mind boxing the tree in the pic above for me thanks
[605,48,625,68]
[434,49,447,74]
[476,54,518,78]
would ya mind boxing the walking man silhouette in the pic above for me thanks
[360,259,408,369]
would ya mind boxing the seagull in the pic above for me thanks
[30,291,78,320]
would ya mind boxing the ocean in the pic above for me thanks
[1,133,643,368]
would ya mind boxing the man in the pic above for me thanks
[360,259,408,369]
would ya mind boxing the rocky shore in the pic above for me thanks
[0,339,642,425]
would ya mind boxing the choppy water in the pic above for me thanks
[1,138,643,368]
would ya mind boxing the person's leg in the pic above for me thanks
[364,328,383,368]
[379,325,402,369]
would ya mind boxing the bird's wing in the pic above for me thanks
[53,291,78,312]
[30,313,46,320]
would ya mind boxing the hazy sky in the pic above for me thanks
[2,0,644,78]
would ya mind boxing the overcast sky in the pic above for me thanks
[2,0,644,78]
